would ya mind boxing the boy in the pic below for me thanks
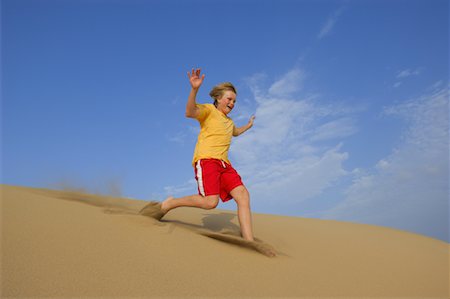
[157,68,256,241]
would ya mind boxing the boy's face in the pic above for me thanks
[216,90,237,115]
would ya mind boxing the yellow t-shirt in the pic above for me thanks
[192,103,235,165]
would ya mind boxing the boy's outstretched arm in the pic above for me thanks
[185,68,205,118]
[233,116,255,137]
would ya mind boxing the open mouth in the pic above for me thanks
[227,105,233,111]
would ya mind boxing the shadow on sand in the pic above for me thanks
[160,212,277,257]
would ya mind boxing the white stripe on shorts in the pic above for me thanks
[196,160,205,196]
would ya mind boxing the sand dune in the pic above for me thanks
[2,184,449,298]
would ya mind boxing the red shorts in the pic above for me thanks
[194,159,244,202]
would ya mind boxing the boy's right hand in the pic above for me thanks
[187,68,205,90]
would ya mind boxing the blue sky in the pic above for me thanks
[2,0,449,242]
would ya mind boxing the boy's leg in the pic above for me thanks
[161,159,222,214]
[161,194,219,213]
[230,185,254,241]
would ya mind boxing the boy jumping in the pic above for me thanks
[147,68,256,242]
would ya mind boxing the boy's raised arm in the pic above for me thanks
[233,116,255,137]
[185,68,205,118]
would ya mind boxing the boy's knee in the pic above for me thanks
[203,195,219,209]
[232,186,250,206]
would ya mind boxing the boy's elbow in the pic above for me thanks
[185,110,196,118]
[186,106,200,118]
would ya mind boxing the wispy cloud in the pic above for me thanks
[322,85,449,242]
[311,117,358,142]
[396,68,421,78]
[393,82,402,88]
[394,67,422,88]
[318,6,346,40]
[268,69,305,97]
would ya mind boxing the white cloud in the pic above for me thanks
[231,67,358,203]
[268,69,305,97]
[244,145,350,203]
[393,82,402,88]
[375,159,390,170]
[394,68,422,88]
[322,86,449,242]
[429,80,444,91]
[311,117,358,141]
[318,7,345,39]
[396,68,421,78]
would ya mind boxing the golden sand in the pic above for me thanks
[1,184,448,298]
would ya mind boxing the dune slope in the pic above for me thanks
[1,185,448,298]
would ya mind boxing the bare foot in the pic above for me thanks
[139,201,166,220]
[160,196,174,214]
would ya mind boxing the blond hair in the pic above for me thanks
[209,82,237,107]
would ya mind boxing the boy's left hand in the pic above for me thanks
[248,115,255,128]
